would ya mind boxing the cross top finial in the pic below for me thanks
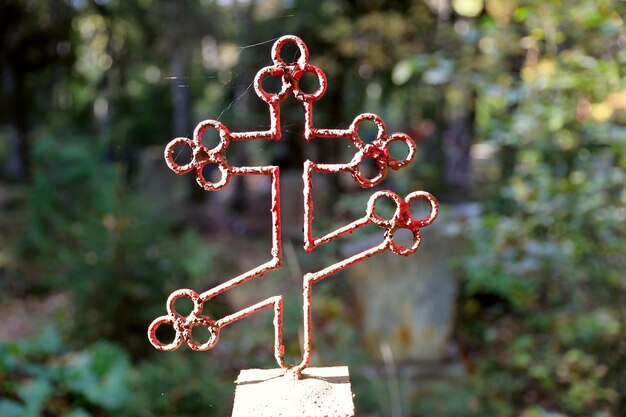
[149,35,438,378]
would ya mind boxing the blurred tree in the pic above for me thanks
[451,0,626,415]
[0,0,76,180]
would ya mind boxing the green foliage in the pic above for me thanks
[18,133,216,353]
[449,1,626,415]
[127,352,231,417]
[0,328,132,417]
[456,148,625,415]
[0,327,233,417]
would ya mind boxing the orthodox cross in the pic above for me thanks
[147,35,438,379]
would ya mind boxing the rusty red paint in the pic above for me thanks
[148,35,438,378]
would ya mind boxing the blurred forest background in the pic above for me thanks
[1,0,625,416]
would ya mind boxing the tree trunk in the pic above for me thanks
[441,90,475,202]
[3,66,30,181]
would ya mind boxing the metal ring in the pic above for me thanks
[405,191,439,228]
[185,317,220,351]
[254,66,291,103]
[194,154,231,191]
[166,289,203,319]
[366,191,404,228]
[292,64,327,103]
[350,151,388,188]
[148,316,184,351]
[350,113,387,150]
[388,228,422,256]
[271,35,309,67]
[385,133,416,170]
[164,137,195,175]
[193,120,230,154]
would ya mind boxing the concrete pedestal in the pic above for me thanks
[231,366,355,417]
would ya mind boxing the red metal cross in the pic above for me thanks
[148,35,438,378]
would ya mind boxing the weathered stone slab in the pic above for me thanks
[231,366,355,417]
[343,204,479,362]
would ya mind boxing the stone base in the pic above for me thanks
[231,366,355,417]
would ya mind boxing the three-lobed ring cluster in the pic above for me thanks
[148,289,219,352]
[164,120,232,191]
[345,113,416,188]
[254,35,327,104]
[365,190,438,255]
